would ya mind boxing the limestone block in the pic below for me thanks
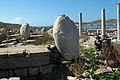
[40,64,53,74]
[14,69,27,76]
[9,77,20,80]
[8,70,14,76]
[28,67,39,75]
[0,71,9,77]
[53,14,79,60]
[0,78,8,80]
[40,66,48,74]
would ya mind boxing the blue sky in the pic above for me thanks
[0,0,119,26]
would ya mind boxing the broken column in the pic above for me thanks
[20,23,30,39]
[116,2,120,41]
[79,13,82,36]
[101,8,106,39]
[53,14,79,60]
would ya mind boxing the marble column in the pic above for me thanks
[79,13,82,36]
[116,2,120,41]
[101,8,106,39]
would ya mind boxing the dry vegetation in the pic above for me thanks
[68,42,120,76]
[80,35,90,43]
[67,46,86,76]
[68,61,85,76]
[100,43,120,67]
[33,33,54,45]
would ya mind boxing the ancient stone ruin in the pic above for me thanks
[20,23,30,39]
[53,14,79,60]
[0,15,80,80]
[0,28,7,42]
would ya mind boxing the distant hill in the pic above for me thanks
[75,19,117,26]
[0,19,117,31]
[0,22,21,30]
[0,22,44,31]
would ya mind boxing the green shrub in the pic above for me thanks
[79,47,120,79]
[94,70,120,80]
[80,48,104,77]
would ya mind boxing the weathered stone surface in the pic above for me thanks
[0,28,7,35]
[53,14,79,60]
[0,78,8,80]
[14,69,27,76]
[0,28,7,42]
[0,71,8,77]
[20,23,30,39]
[9,77,20,80]
[29,67,39,75]
[40,28,46,33]
[47,28,53,37]
[8,70,14,76]
[50,65,67,80]
[40,65,49,74]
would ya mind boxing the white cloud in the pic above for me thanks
[10,17,25,24]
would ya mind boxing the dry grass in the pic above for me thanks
[68,46,86,76]
[33,33,54,45]
[68,62,85,76]
[112,43,120,62]
[102,43,120,67]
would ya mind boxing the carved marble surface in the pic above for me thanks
[53,15,79,60]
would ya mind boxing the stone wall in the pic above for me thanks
[0,52,50,78]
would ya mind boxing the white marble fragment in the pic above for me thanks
[53,14,79,60]
[20,23,30,39]
[9,77,20,80]
[0,28,7,35]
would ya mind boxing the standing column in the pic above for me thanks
[101,8,106,39]
[116,2,120,41]
[79,13,82,36]
[97,29,99,35]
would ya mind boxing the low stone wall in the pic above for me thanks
[0,64,67,80]
[0,52,50,77]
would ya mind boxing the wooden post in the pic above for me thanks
[116,2,120,41]
[79,13,82,36]
[101,8,106,39]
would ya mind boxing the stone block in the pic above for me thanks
[28,67,39,76]
[14,69,27,76]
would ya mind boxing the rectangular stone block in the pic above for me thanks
[14,69,27,76]
[0,71,8,78]
[8,70,14,77]
[8,54,25,58]
[9,77,20,80]
[0,54,8,58]
[28,67,39,75]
